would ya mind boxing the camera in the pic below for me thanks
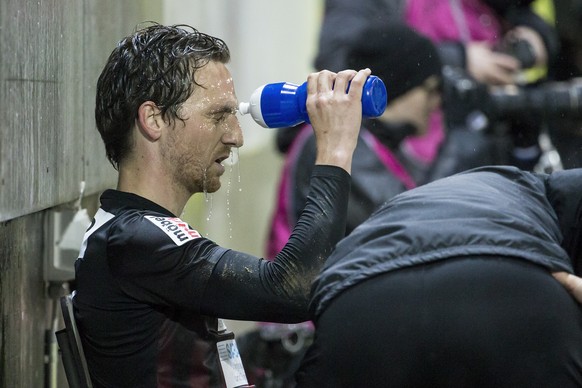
[441,65,582,131]
[497,38,537,69]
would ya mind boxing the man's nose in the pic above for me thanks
[223,119,244,148]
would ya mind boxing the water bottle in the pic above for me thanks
[238,75,387,128]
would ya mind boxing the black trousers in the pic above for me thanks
[296,256,582,387]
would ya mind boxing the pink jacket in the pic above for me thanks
[403,0,502,164]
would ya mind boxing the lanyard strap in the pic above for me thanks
[363,130,417,190]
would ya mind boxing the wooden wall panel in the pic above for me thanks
[0,0,84,221]
[0,1,162,386]
[0,0,162,222]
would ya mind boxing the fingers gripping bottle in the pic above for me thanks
[238,75,387,128]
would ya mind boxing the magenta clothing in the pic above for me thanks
[402,0,502,165]
[405,0,502,44]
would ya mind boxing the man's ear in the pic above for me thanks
[137,101,165,141]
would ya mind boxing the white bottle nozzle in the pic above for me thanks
[238,93,268,127]
[238,102,250,116]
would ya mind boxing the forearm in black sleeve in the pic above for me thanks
[200,165,351,322]
[292,137,318,227]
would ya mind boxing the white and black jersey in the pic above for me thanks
[74,165,351,387]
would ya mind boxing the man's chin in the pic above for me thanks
[207,185,220,194]
[191,179,220,195]
[204,180,221,194]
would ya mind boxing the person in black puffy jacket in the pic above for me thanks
[296,165,582,387]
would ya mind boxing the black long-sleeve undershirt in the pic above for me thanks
[200,165,351,322]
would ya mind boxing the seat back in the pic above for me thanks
[55,292,93,388]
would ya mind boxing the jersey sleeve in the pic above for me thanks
[200,165,351,323]
[107,165,350,323]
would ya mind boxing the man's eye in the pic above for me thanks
[214,113,227,122]
[212,109,237,122]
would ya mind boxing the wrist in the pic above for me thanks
[315,149,353,174]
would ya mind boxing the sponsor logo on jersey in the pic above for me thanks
[144,216,201,246]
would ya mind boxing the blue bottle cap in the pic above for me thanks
[362,76,387,118]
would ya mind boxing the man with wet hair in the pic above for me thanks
[74,22,370,387]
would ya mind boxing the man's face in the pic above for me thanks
[382,75,442,136]
[160,61,243,195]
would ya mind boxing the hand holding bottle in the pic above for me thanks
[239,72,387,128]
[308,68,372,174]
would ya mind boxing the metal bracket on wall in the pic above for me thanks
[43,207,89,283]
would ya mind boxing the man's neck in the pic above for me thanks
[116,165,188,217]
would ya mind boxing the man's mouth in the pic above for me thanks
[215,154,229,165]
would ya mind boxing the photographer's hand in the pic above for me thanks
[466,41,520,85]
[553,272,582,304]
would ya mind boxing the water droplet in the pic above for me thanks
[203,168,209,199]
[234,148,242,185]
[205,194,213,223]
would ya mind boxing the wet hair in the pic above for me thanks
[95,22,230,169]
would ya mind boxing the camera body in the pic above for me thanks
[441,65,582,131]
[497,38,537,69]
